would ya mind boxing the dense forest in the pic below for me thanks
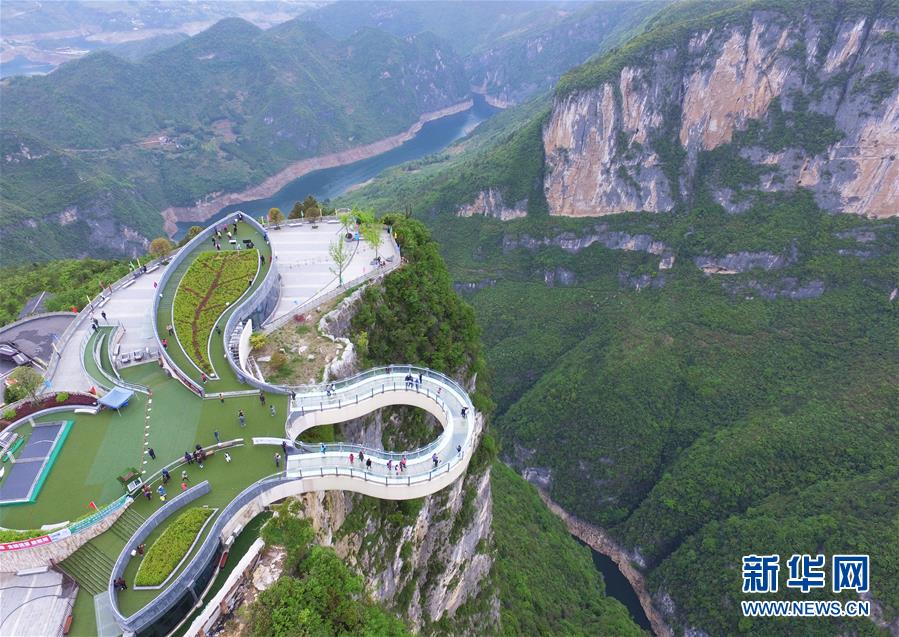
[334,1,899,634]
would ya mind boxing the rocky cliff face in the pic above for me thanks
[543,6,899,218]
[293,290,498,634]
[297,411,496,634]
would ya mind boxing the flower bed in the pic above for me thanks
[135,507,215,586]
[172,250,258,374]
[0,393,97,430]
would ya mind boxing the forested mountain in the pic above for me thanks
[0,17,474,264]
[336,1,899,635]
[304,0,665,104]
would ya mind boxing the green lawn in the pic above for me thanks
[155,222,272,392]
[0,364,286,530]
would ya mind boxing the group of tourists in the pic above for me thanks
[346,450,409,474]
[404,372,424,390]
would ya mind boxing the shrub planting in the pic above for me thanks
[135,507,214,586]
[172,250,258,373]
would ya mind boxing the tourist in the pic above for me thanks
[259,392,266,405]
[181,469,189,482]
[142,485,152,501]
[274,453,281,468]
[365,458,372,470]
[157,484,167,501]
[101,311,107,322]
[153,281,158,289]
[214,430,220,444]
[320,442,326,454]
[211,236,216,246]
[224,452,232,463]
[281,440,288,456]
[137,543,145,556]
[461,406,468,417]
[358,450,364,463]
[201,372,208,384]
[184,451,193,465]
[349,453,355,465]
[457,444,462,456]
[405,374,413,389]
[181,481,188,492]
[238,410,246,427]
[432,453,439,468]
[161,468,170,484]
[387,459,393,471]
[147,447,156,460]
[270,404,276,417]
[161,338,167,349]
[418,372,423,386]
[219,393,224,403]
[400,456,406,472]
[166,324,174,335]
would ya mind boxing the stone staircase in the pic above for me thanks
[57,508,145,595]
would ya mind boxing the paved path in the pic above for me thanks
[49,268,164,394]
[267,221,398,324]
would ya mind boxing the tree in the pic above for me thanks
[148,237,174,258]
[268,207,285,227]
[9,366,43,402]
[306,203,322,224]
[339,211,356,237]
[329,240,351,285]
[302,195,319,213]
[249,332,267,350]
[179,226,203,247]
[362,223,384,258]
[289,201,304,219]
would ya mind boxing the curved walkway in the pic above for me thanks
[108,365,478,633]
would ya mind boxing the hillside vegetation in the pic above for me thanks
[335,1,899,634]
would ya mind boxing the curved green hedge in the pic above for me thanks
[135,507,214,586]
[172,250,258,373]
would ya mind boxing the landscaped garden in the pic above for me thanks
[135,507,215,586]
[154,222,272,391]
[173,250,259,374]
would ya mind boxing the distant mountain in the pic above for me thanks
[0,2,668,266]
[0,17,469,264]
[304,0,666,104]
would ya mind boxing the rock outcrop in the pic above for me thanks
[291,407,496,634]
[456,188,527,221]
[542,7,899,218]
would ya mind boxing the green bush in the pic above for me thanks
[172,250,258,373]
[134,507,214,586]
[0,528,46,542]
[55,391,69,403]
[2,408,16,421]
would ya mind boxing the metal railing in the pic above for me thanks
[67,495,130,535]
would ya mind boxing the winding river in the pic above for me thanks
[175,94,499,237]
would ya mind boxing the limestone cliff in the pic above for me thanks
[543,3,899,218]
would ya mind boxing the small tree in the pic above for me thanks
[148,237,174,258]
[306,204,322,224]
[339,211,355,236]
[289,201,304,219]
[329,240,351,285]
[179,226,203,247]
[9,366,43,402]
[362,223,384,259]
[249,332,267,350]
[302,195,319,213]
[268,207,285,228]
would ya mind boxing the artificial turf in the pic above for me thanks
[0,364,287,531]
